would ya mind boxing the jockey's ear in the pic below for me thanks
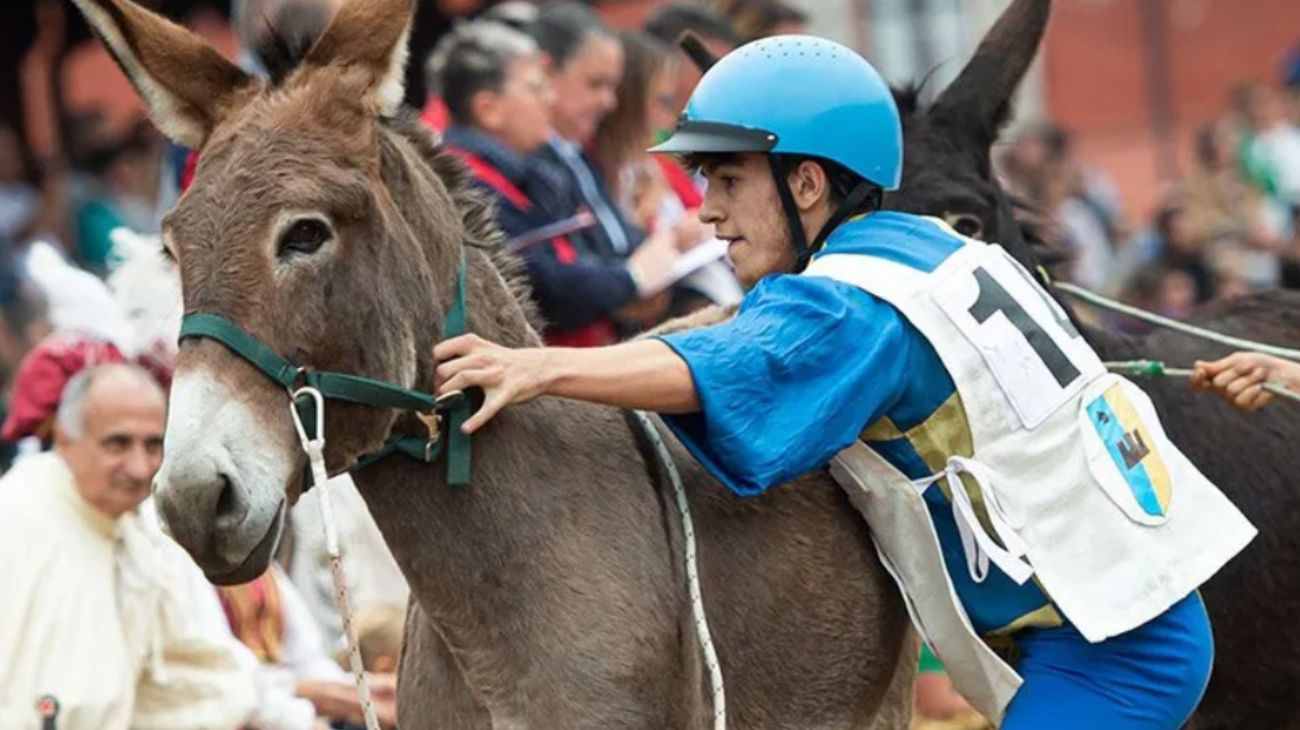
[70,0,255,149]
[303,0,415,117]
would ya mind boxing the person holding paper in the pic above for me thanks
[431,18,687,346]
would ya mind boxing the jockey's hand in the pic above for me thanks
[1192,352,1293,412]
[435,334,550,433]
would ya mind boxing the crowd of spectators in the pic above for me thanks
[997,60,1300,329]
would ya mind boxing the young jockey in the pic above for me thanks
[435,36,1255,729]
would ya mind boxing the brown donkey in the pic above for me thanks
[70,0,915,727]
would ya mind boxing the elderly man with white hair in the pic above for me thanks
[0,363,256,730]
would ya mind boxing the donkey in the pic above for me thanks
[70,0,917,727]
[886,1,1300,727]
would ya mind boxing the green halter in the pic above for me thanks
[177,259,474,489]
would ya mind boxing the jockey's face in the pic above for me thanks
[698,153,795,288]
[698,152,832,288]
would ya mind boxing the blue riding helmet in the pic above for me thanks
[650,35,902,269]
[650,35,902,191]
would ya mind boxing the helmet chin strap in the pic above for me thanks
[769,156,881,273]
[768,156,812,271]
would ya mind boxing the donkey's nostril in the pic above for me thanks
[212,473,245,530]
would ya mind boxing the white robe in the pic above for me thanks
[0,451,257,730]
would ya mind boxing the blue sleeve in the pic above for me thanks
[656,275,916,496]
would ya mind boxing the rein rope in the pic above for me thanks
[290,388,382,730]
[630,410,727,730]
[1052,280,1300,403]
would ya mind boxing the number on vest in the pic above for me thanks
[933,249,1103,429]
[968,268,1081,387]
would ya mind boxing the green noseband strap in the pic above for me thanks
[177,258,474,488]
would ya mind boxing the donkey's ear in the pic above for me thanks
[303,0,415,117]
[70,0,254,148]
[679,32,720,73]
[933,0,1052,145]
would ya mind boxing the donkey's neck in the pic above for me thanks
[355,120,683,714]
[354,255,680,718]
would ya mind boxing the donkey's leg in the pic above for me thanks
[398,600,492,730]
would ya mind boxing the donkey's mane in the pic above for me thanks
[384,108,539,321]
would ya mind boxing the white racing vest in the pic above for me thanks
[807,217,1256,723]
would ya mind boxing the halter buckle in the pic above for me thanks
[415,410,442,445]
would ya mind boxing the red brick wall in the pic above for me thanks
[1042,0,1300,219]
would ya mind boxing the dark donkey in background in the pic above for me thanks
[885,0,1300,727]
[69,0,917,728]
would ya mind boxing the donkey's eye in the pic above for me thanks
[279,219,332,256]
[945,212,985,240]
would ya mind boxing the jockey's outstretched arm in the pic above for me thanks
[435,336,699,433]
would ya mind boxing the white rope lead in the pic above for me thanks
[633,410,727,730]
[290,388,382,730]
[1055,281,1300,362]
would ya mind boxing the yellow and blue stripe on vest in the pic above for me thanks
[820,213,1065,636]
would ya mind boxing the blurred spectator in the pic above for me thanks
[1183,119,1282,246]
[1209,244,1264,301]
[216,562,396,730]
[480,0,538,32]
[642,3,736,214]
[1233,82,1300,206]
[431,19,629,344]
[1001,123,1127,291]
[68,116,163,276]
[105,226,183,373]
[347,604,407,675]
[711,0,808,44]
[289,478,408,656]
[591,31,682,229]
[0,273,49,466]
[0,363,257,730]
[0,124,39,243]
[1155,267,1201,318]
[591,29,740,312]
[1284,44,1300,123]
[1282,204,1300,288]
[531,2,693,335]
[1152,198,1216,304]
[532,3,633,255]
[644,3,739,120]
[0,260,50,388]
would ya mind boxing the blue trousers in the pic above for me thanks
[1001,593,1213,730]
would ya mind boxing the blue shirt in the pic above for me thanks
[656,211,1060,636]
[658,273,916,496]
